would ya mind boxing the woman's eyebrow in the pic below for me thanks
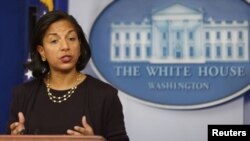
[46,29,76,36]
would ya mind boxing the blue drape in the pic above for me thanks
[0,0,68,134]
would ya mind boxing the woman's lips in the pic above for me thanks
[60,55,72,63]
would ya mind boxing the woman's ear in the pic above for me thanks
[37,45,45,57]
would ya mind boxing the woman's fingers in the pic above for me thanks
[74,126,85,133]
[11,129,18,135]
[18,112,25,124]
[81,116,94,135]
[67,126,88,135]
[66,116,94,136]
[10,122,19,130]
[67,129,82,135]
[82,116,90,130]
[11,128,25,135]
[10,112,26,135]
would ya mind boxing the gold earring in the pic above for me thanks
[41,56,46,62]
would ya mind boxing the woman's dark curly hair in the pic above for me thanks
[25,10,91,78]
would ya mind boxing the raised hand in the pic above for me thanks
[67,116,94,135]
[10,112,25,135]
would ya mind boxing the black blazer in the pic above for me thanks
[7,75,129,141]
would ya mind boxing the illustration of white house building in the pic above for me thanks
[110,3,249,63]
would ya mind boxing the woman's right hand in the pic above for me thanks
[10,112,26,135]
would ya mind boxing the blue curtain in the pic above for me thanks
[0,0,68,134]
[0,0,28,134]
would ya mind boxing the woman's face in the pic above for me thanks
[37,19,81,73]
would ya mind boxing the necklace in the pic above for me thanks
[46,73,82,103]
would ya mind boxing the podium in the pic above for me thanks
[0,135,106,141]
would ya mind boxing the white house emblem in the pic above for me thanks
[90,0,250,109]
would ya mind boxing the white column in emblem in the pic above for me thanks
[233,29,238,60]
[243,27,249,61]
[121,31,126,60]
[169,21,173,60]
[110,32,114,60]
[141,30,146,60]
[210,30,215,60]
[199,21,204,60]
[152,20,160,60]
[130,31,134,60]
[221,28,226,60]
[230,29,234,60]
[130,31,135,60]
[152,21,156,60]
[183,20,188,61]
